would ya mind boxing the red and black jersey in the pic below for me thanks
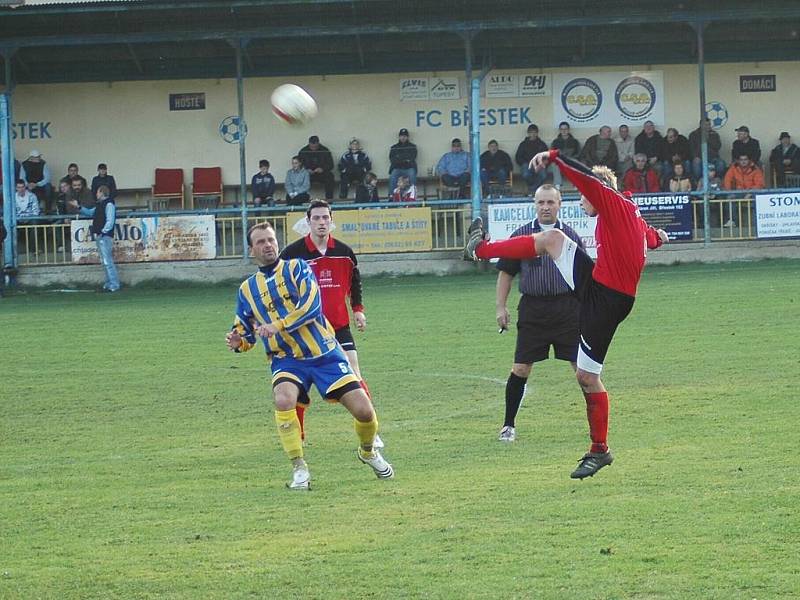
[550,150,663,297]
[280,235,363,330]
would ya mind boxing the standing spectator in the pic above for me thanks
[388,128,417,193]
[338,138,372,200]
[80,185,119,293]
[285,156,311,206]
[580,125,618,170]
[769,132,800,187]
[479,139,513,194]
[515,124,548,194]
[90,163,117,198]
[660,128,691,181]
[250,159,276,207]
[298,135,335,200]
[614,124,635,177]
[436,138,470,198]
[69,176,95,209]
[391,174,416,202]
[689,118,724,180]
[14,179,40,220]
[723,155,765,191]
[20,150,52,214]
[355,172,379,203]
[549,121,581,189]
[60,163,88,190]
[634,120,665,175]
[666,161,692,193]
[731,126,761,165]
[622,154,660,194]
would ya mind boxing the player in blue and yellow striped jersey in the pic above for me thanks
[225,221,394,490]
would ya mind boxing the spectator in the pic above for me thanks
[298,135,335,200]
[660,128,691,181]
[666,161,692,193]
[20,150,52,214]
[250,159,276,207]
[731,126,761,165]
[391,174,417,202]
[436,138,470,197]
[549,121,581,188]
[388,128,417,193]
[90,163,117,198]
[515,124,548,194]
[479,139,513,194]
[80,185,120,293]
[69,176,95,209]
[55,180,79,215]
[60,163,88,190]
[614,124,635,177]
[622,154,660,194]
[14,179,40,220]
[285,155,311,206]
[355,172,379,203]
[688,118,725,180]
[580,125,618,170]
[634,120,665,175]
[723,155,765,191]
[338,138,372,200]
[0,149,24,190]
[769,132,800,188]
[696,164,722,193]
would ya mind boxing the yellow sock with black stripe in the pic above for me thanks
[354,413,378,454]
[275,409,304,460]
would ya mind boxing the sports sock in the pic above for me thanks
[354,413,378,454]
[476,235,537,260]
[503,372,528,427]
[274,409,304,460]
[584,391,609,454]
[295,404,306,440]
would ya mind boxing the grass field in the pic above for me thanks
[2,260,799,599]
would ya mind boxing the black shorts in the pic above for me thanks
[514,294,580,364]
[335,326,356,352]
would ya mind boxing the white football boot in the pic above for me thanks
[357,448,394,479]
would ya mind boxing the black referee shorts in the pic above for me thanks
[335,326,356,352]
[514,294,580,364]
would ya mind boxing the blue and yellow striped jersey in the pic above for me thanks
[231,258,338,359]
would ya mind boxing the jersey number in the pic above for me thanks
[338,362,349,374]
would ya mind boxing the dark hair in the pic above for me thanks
[70,176,84,186]
[308,135,319,143]
[97,185,110,197]
[97,163,107,170]
[488,139,498,146]
[259,159,270,168]
[306,199,332,218]
[558,121,570,128]
[292,155,302,164]
[15,178,25,186]
[68,163,79,170]
[246,221,275,246]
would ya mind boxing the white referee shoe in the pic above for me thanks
[286,462,310,491]
[357,448,394,479]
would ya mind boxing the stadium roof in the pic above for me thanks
[0,0,799,85]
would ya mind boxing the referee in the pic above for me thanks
[495,184,584,442]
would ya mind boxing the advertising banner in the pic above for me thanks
[634,194,693,241]
[756,192,800,238]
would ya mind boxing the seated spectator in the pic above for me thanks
[666,161,692,193]
[437,138,470,197]
[634,120,665,175]
[356,172,379,203]
[549,121,581,188]
[338,138,372,200]
[479,139,513,193]
[285,155,310,206]
[731,126,761,165]
[580,125,618,169]
[69,176,95,209]
[615,124,635,177]
[723,155,765,191]
[689,118,725,180]
[695,164,722,193]
[60,163,88,190]
[660,128,691,181]
[298,135,335,200]
[622,154,660,194]
[389,128,417,193]
[55,180,80,215]
[250,159,276,207]
[515,124,548,194]
[391,174,417,202]
[14,179,40,220]
[20,150,52,214]
[769,132,800,187]
[91,163,117,198]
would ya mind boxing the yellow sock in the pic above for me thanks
[275,409,304,460]
[354,413,378,453]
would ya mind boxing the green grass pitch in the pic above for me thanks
[1,260,799,599]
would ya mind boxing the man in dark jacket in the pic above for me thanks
[515,124,548,194]
[250,159,276,206]
[660,128,691,180]
[479,140,513,194]
[338,138,372,199]
[731,125,761,165]
[688,118,724,180]
[634,120,665,176]
[298,135,335,200]
[549,122,581,189]
[90,163,118,198]
[769,132,800,187]
[580,126,618,170]
[388,128,417,194]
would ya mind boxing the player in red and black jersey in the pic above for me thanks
[464,149,668,479]
[281,200,383,448]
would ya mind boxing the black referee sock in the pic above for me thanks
[503,373,528,427]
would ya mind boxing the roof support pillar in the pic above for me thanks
[1,49,17,272]
[691,20,711,247]
[229,38,250,260]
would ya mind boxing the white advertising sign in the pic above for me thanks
[486,74,518,98]
[429,77,461,100]
[400,78,429,101]
[519,73,551,97]
[756,192,800,238]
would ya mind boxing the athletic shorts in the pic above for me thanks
[335,325,356,352]
[514,294,580,364]
[553,238,635,374]
[271,345,361,405]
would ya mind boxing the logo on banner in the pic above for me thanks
[486,75,518,98]
[430,78,460,100]
[561,78,602,122]
[705,101,728,129]
[219,116,247,144]
[615,76,656,120]
[520,74,550,97]
[400,78,429,101]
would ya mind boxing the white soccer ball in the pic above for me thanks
[271,84,318,126]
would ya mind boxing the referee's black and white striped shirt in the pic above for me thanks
[496,219,584,297]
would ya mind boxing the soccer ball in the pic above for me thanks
[271,84,318,126]
[705,101,728,130]
[219,115,247,144]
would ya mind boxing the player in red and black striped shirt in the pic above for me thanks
[465,149,668,479]
[281,200,383,448]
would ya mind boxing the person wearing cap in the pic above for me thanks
[695,163,722,193]
[298,136,335,200]
[479,139,513,195]
[731,125,761,165]
[20,150,52,214]
[689,118,725,180]
[91,163,117,198]
[338,138,372,200]
[388,128,417,195]
[515,124,548,194]
[769,132,800,188]
[436,138,470,197]
[59,163,88,190]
